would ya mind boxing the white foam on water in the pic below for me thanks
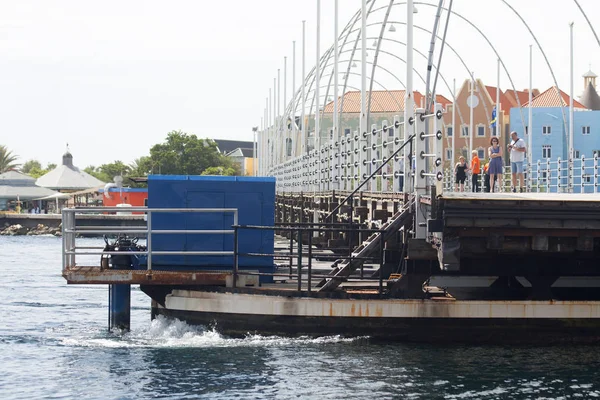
[59,315,367,349]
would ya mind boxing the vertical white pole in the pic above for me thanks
[360,0,367,190]
[469,72,474,158]
[528,46,533,191]
[292,41,296,158]
[569,22,575,188]
[334,0,339,189]
[265,100,268,174]
[452,78,456,167]
[302,21,306,158]
[277,70,280,165]
[284,56,287,161]
[496,59,501,139]
[315,0,321,193]
[404,0,415,194]
[269,88,272,171]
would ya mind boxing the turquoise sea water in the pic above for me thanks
[1,235,600,399]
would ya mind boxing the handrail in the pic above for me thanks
[326,133,415,221]
[61,207,238,272]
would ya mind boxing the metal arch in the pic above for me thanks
[411,1,532,145]
[573,0,600,50]
[301,61,408,119]
[367,0,395,129]
[289,5,364,134]
[303,2,373,136]
[500,0,569,150]
[373,36,469,130]
[329,19,492,126]
[430,0,454,110]
[424,0,445,112]
[375,1,527,138]
[384,21,491,130]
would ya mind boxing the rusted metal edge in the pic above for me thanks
[63,268,230,285]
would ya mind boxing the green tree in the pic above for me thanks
[0,145,19,173]
[201,166,237,176]
[84,165,109,183]
[148,130,239,175]
[21,159,42,174]
[21,159,56,178]
[129,156,152,177]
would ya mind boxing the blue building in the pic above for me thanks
[509,76,600,193]
[509,87,592,163]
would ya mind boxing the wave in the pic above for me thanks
[60,315,367,349]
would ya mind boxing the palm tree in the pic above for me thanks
[0,145,19,173]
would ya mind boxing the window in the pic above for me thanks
[388,127,394,137]
[585,175,592,183]
[344,128,351,136]
[582,126,591,135]
[446,149,452,160]
[461,125,469,137]
[286,138,293,156]
[575,150,581,159]
[542,145,552,159]
[492,126,498,137]
[447,126,453,137]
[478,149,485,159]
[525,125,528,135]
[477,125,485,137]
[594,150,600,158]
[542,125,552,135]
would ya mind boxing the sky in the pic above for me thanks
[1,0,600,168]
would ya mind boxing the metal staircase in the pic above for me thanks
[318,199,414,292]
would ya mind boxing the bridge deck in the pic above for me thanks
[440,192,600,202]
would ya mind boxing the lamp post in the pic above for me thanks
[252,126,258,176]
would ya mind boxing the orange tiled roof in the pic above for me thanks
[322,90,451,113]
[522,86,587,108]
[485,85,514,112]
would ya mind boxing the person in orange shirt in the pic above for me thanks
[471,150,481,192]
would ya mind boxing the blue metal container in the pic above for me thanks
[147,175,275,278]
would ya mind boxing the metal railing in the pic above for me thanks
[232,223,389,295]
[442,156,600,194]
[62,207,238,272]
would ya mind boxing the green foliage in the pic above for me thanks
[20,159,58,178]
[201,166,237,176]
[0,145,20,173]
[147,130,239,176]
[84,165,108,183]
[21,159,41,173]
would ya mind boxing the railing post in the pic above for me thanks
[146,211,152,271]
[557,157,562,192]
[61,209,67,272]
[581,155,586,193]
[546,159,551,193]
[289,228,294,279]
[233,226,239,289]
[595,155,599,193]
[379,229,384,296]
[307,229,312,293]
[297,229,302,292]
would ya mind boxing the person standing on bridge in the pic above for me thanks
[508,131,527,193]
[454,156,468,192]
[488,137,503,193]
[470,150,481,193]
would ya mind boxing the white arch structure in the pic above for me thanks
[257,0,597,196]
